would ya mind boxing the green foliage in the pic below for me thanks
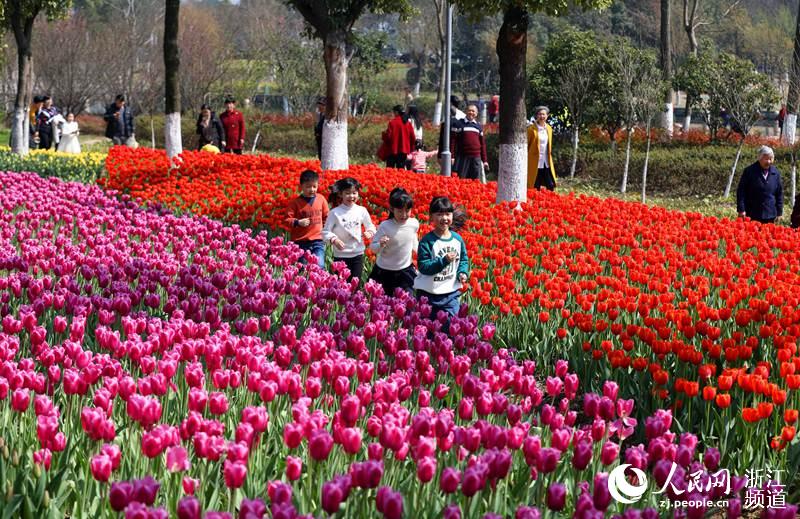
[454,0,612,19]
[528,28,602,118]
[0,0,71,26]
[709,53,780,137]
[551,142,792,197]
[285,0,414,39]
[673,48,717,109]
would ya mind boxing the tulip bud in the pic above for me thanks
[11,450,19,466]
[42,491,49,508]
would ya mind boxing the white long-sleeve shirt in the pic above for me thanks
[369,218,419,270]
[322,204,376,258]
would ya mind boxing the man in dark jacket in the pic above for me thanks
[452,104,488,182]
[219,97,245,154]
[36,96,60,150]
[104,95,135,146]
[737,145,783,224]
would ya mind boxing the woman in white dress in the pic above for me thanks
[57,113,81,154]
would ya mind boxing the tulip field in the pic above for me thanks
[0,147,797,518]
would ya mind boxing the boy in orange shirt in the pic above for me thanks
[286,170,329,268]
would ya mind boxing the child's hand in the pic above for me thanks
[298,218,311,227]
[444,251,458,263]
[364,229,375,240]
[332,238,345,250]
[379,235,390,247]
[458,273,468,283]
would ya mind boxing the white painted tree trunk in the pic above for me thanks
[642,121,652,203]
[682,111,691,133]
[10,108,29,156]
[724,138,745,199]
[433,102,442,126]
[480,103,487,125]
[662,101,673,137]
[412,82,420,97]
[783,113,797,146]
[791,156,797,205]
[164,112,182,159]
[321,119,349,170]
[621,128,633,193]
[496,143,527,203]
[569,128,579,179]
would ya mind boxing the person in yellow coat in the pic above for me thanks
[527,106,557,191]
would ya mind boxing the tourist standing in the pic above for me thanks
[196,104,224,150]
[452,104,488,182]
[488,95,499,123]
[382,105,416,169]
[220,97,245,154]
[57,113,81,154]
[737,146,783,224]
[314,97,325,160]
[104,95,135,146]
[35,96,59,150]
[527,106,557,191]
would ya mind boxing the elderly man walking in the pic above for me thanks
[736,145,783,224]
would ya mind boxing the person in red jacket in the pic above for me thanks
[382,105,416,169]
[219,97,246,154]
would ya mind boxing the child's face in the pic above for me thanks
[431,211,452,232]
[341,188,359,206]
[301,181,318,198]
[393,206,412,223]
[67,114,75,122]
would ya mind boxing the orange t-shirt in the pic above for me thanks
[285,195,330,242]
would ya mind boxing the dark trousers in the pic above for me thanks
[454,156,483,180]
[417,289,461,334]
[386,154,408,169]
[535,167,556,191]
[369,264,417,296]
[224,148,243,155]
[38,128,53,150]
[334,255,364,283]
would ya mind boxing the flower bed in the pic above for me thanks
[101,147,800,480]
[2,171,789,517]
[0,147,106,183]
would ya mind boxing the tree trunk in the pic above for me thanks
[791,149,797,205]
[622,127,633,193]
[785,3,800,145]
[683,93,693,132]
[321,29,349,171]
[164,0,182,159]
[660,0,674,137]
[724,136,745,198]
[642,121,653,203]
[569,127,579,179]
[495,5,529,203]
[10,14,36,156]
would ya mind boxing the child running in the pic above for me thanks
[285,169,329,268]
[407,142,439,173]
[323,177,376,282]
[414,196,469,326]
[368,187,419,295]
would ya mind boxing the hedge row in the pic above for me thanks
[134,114,794,198]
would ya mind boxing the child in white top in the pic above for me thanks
[368,188,419,295]
[322,177,376,282]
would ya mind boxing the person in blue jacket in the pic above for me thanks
[736,145,783,224]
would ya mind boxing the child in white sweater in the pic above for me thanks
[323,177,376,282]
[368,187,419,295]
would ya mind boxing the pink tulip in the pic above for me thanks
[223,460,247,488]
[90,454,112,482]
[285,456,302,481]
